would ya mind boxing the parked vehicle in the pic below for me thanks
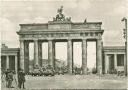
[92,67,97,74]
[40,65,55,76]
[31,68,41,76]
[43,69,54,76]
[74,68,82,75]
[55,67,64,75]
[31,65,55,76]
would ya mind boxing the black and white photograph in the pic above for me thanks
[0,0,128,89]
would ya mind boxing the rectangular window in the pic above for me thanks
[117,54,124,66]
[9,56,15,70]
[1,56,6,70]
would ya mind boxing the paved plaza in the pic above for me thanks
[2,74,127,90]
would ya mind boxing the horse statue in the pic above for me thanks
[56,6,65,21]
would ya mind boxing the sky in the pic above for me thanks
[0,0,127,47]
[0,0,127,68]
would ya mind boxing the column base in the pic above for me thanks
[82,72,87,75]
[97,66,102,74]
[82,68,87,75]
[68,69,73,75]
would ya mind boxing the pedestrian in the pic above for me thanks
[1,69,6,88]
[5,69,10,88]
[7,70,14,88]
[12,70,18,88]
[18,69,26,89]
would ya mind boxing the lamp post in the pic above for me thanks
[121,17,127,76]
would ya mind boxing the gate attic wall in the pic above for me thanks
[19,22,102,31]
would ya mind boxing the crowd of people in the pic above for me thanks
[2,68,26,89]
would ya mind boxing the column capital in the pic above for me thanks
[97,38,102,41]
[105,53,108,56]
[14,54,17,57]
[24,40,30,43]
[6,55,9,57]
[82,38,87,40]
[33,39,38,41]
[19,39,24,42]
[68,39,72,41]
[47,39,54,41]
[82,38,87,41]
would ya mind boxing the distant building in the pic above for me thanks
[102,46,125,74]
[1,44,20,73]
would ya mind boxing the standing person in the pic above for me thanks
[1,69,6,88]
[18,69,25,89]
[7,70,14,88]
[12,70,17,88]
[5,69,9,88]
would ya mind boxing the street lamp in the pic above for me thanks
[121,17,127,76]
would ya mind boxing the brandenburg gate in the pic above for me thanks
[17,7,104,74]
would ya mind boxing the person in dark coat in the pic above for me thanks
[5,69,10,87]
[18,69,25,89]
[7,70,13,88]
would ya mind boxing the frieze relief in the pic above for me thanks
[20,32,101,40]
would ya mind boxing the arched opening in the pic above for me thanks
[55,42,67,74]
[87,41,96,74]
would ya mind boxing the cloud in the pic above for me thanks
[113,6,127,15]
[20,18,32,24]
[103,30,125,46]
[33,17,48,23]
[0,0,125,48]
[19,17,49,24]
[66,0,90,10]
[0,18,19,47]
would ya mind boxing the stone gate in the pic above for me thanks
[17,7,104,74]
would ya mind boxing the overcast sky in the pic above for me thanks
[0,0,127,47]
[0,0,127,67]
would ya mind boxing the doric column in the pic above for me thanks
[48,40,54,66]
[6,55,9,69]
[24,41,29,73]
[96,39,102,74]
[82,39,87,75]
[38,41,42,67]
[34,39,39,67]
[67,39,73,74]
[124,53,127,76]
[114,54,117,70]
[105,54,109,74]
[52,41,55,69]
[20,40,25,70]
[15,55,18,74]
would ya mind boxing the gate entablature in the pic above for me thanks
[17,30,103,40]
[17,20,104,40]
